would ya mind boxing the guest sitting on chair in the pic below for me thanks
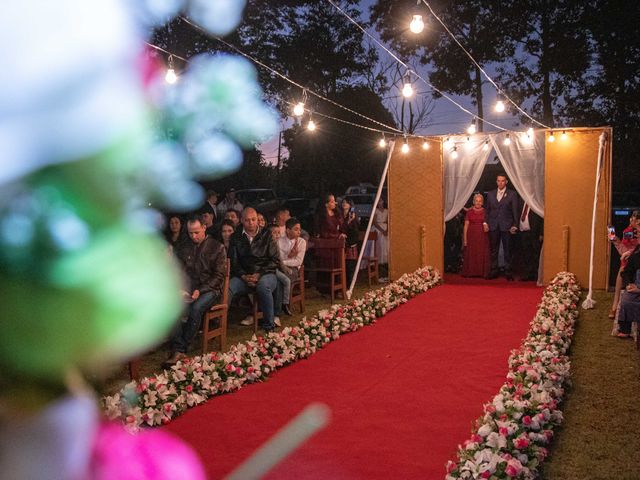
[165,215,226,366]
[227,208,281,331]
[278,217,307,316]
[616,242,640,338]
[217,219,236,252]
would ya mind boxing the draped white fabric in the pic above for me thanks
[444,135,492,221]
[490,131,546,217]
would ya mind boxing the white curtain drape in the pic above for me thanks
[490,131,546,216]
[444,135,492,221]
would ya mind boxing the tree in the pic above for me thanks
[495,0,591,127]
[370,0,515,132]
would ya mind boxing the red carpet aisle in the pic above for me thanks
[166,283,542,479]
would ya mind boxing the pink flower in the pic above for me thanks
[445,461,456,473]
[522,415,532,426]
[505,459,523,477]
[514,436,530,449]
[185,385,193,393]
[481,470,491,479]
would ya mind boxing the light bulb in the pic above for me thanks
[561,130,568,140]
[402,82,413,98]
[548,131,555,142]
[483,140,489,151]
[466,136,471,142]
[307,120,316,131]
[451,147,459,159]
[503,134,511,146]
[527,127,534,137]
[165,68,177,84]
[401,142,410,154]
[467,121,477,135]
[409,14,425,34]
[293,102,305,117]
[379,137,387,148]
[495,100,505,113]
[422,140,430,150]
[523,132,533,144]
[444,137,452,148]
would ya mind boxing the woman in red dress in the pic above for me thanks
[462,193,491,277]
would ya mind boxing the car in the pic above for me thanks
[345,183,377,195]
[234,188,281,219]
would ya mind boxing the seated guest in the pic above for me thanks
[217,219,236,252]
[200,206,216,237]
[278,217,307,315]
[228,208,281,331]
[274,207,291,238]
[165,216,226,365]
[205,190,219,224]
[617,243,640,338]
[609,211,639,318]
[224,209,241,229]
[164,214,188,253]
[217,188,244,219]
[257,211,267,229]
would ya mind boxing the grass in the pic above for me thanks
[99,284,640,479]
[541,290,640,479]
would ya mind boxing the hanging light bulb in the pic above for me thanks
[401,138,410,154]
[451,146,459,159]
[402,72,414,98]
[444,137,452,148]
[561,130,568,140]
[466,136,470,142]
[483,139,490,151]
[503,134,511,146]
[307,113,316,131]
[495,94,505,113]
[527,127,534,137]
[548,131,555,142]
[165,55,177,84]
[409,14,425,34]
[379,136,387,148]
[293,102,305,117]
[467,119,477,135]
[422,139,430,150]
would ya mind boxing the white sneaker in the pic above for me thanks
[274,317,281,327]
[240,315,254,326]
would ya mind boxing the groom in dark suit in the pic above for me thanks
[484,174,519,280]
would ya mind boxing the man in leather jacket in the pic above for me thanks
[228,207,282,331]
[166,215,226,365]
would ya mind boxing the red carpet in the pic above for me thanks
[166,283,542,479]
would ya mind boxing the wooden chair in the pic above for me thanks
[128,358,140,380]
[289,265,305,313]
[202,259,230,354]
[359,230,379,287]
[307,237,347,303]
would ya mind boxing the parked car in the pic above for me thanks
[345,183,377,195]
[234,188,281,219]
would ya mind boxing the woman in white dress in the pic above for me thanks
[372,198,389,265]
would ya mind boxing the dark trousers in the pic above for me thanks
[618,290,640,334]
[171,291,219,353]
[520,230,541,279]
[489,229,512,275]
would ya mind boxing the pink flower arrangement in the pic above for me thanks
[445,271,581,480]
[104,266,441,430]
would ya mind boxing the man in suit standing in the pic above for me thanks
[484,174,519,280]
[518,200,544,281]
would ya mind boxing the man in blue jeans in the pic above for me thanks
[228,207,281,332]
[165,215,227,366]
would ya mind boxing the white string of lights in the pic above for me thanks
[326,0,507,133]
[418,0,551,129]
[178,16,404,135]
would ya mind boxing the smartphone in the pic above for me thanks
[607,226,616,240]
[623,230,635,240]
[349,207,355,214]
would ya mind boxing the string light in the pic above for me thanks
[503,133,511,146]
[307,112,316,132]
[401,72,414,98]
[444,137,452,148]
[527,127,534,137]
[495,94,505,113]
[467,119,477,135]
[401,137,410,154]
[422,139,430,150]
[561,130,568,140]
[523,130,534,144]
[379,135,387,148]
[483,139,490,151]
[409,14,425,34]
[548,131,555,142]
[451,146,459,159]
[165,55,178,84]
[293,102,305,117]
